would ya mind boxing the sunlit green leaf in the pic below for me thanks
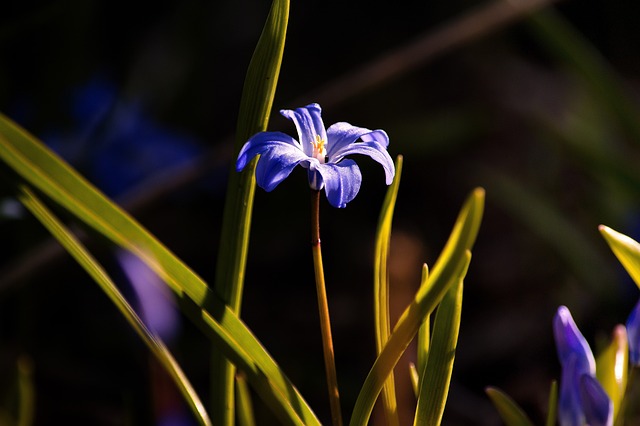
[373,155,403,426]
[485,387,535,426]
[600,225,640,290]
[16,356,34,426]
[235,372,256,426]
[596,325,628,420]
[349,188,484,426]
[417,264,430,386]
[17,186,211,426]
[545,380,558,426]
[212,0,289,422]
[413,277,463,426]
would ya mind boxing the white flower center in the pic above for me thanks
[311,134,327,163]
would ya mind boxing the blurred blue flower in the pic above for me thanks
[116,249,179,342]
[626,298,640,366]
[45,75,203,198]
[553,306,612,426]
[236,103,394,208]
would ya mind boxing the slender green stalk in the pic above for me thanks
[311,189,343,426]
[211,0,289,422]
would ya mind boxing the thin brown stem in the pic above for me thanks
[310,189,343,426]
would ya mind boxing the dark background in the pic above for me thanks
[1,0,640,424]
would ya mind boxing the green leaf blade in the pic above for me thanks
[212,0,289,422]
[485,387,535,426]
[373,155,403,426]
[600,225,640,290]
[413,277,464,426]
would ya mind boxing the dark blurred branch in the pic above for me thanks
[297,0,561,109]
[1,0,559,291]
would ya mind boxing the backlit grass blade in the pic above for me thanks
[235,372,256,426]
[17,186,211,426]
[545,381,558,426]
[596,325,628,420]
[17,357,34,426]
[0,116,320,425]
[349,188,484,426]
[413,277,464,425]
[485,387,535,426]
[417,264,430,386]
[600,225,640,290]
[212,0,289,422]
[373,155,403,426]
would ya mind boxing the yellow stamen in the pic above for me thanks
[311,134,327,162]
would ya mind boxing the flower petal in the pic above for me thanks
[313,159,362,208]
[280,103,327,157]
[554,306,596,375]
[559,354,585,426]
[236,131,310,191]
[326,122,389,154]
[325,122,394,184]
[626,297,640,366]
[579,374,613,426]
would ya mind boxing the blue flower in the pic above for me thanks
[236,103,395,208]
[553,306,612,426]
[626,297,640,366]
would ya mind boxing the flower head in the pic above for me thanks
[236,103,395,208]
[553,306,612,426]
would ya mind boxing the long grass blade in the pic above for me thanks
[17,186,211,426]
[373,155,403,426]
[545,381,558,426]
[596,325,628,421]
[413,277,464,425]
[235,372,256,426]
[16,357,34,426]
[212,0,289,422]
[485,387,535,426]
[0,115,320,425]
[349,188,484,426]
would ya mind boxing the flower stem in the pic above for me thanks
[311,189,343,426]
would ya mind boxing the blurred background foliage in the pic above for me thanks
[1,0,640,424]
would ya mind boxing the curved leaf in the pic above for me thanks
[413,278,464,425]
[596,325,628,420]
[600,225,640,290]
[373,155,403,426]
[485,387,535,426]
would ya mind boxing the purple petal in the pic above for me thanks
[554,306,596,375]
[236,131,310,191]
[116,250,179,341]
[326,123,394,185]
[280,103,327,157]
[326,122,389,156]
[626,298,640,366]
[313,159,362,208]
[559,354,585,426]
[579,374,613,426]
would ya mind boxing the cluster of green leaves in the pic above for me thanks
[0,0,485,425]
